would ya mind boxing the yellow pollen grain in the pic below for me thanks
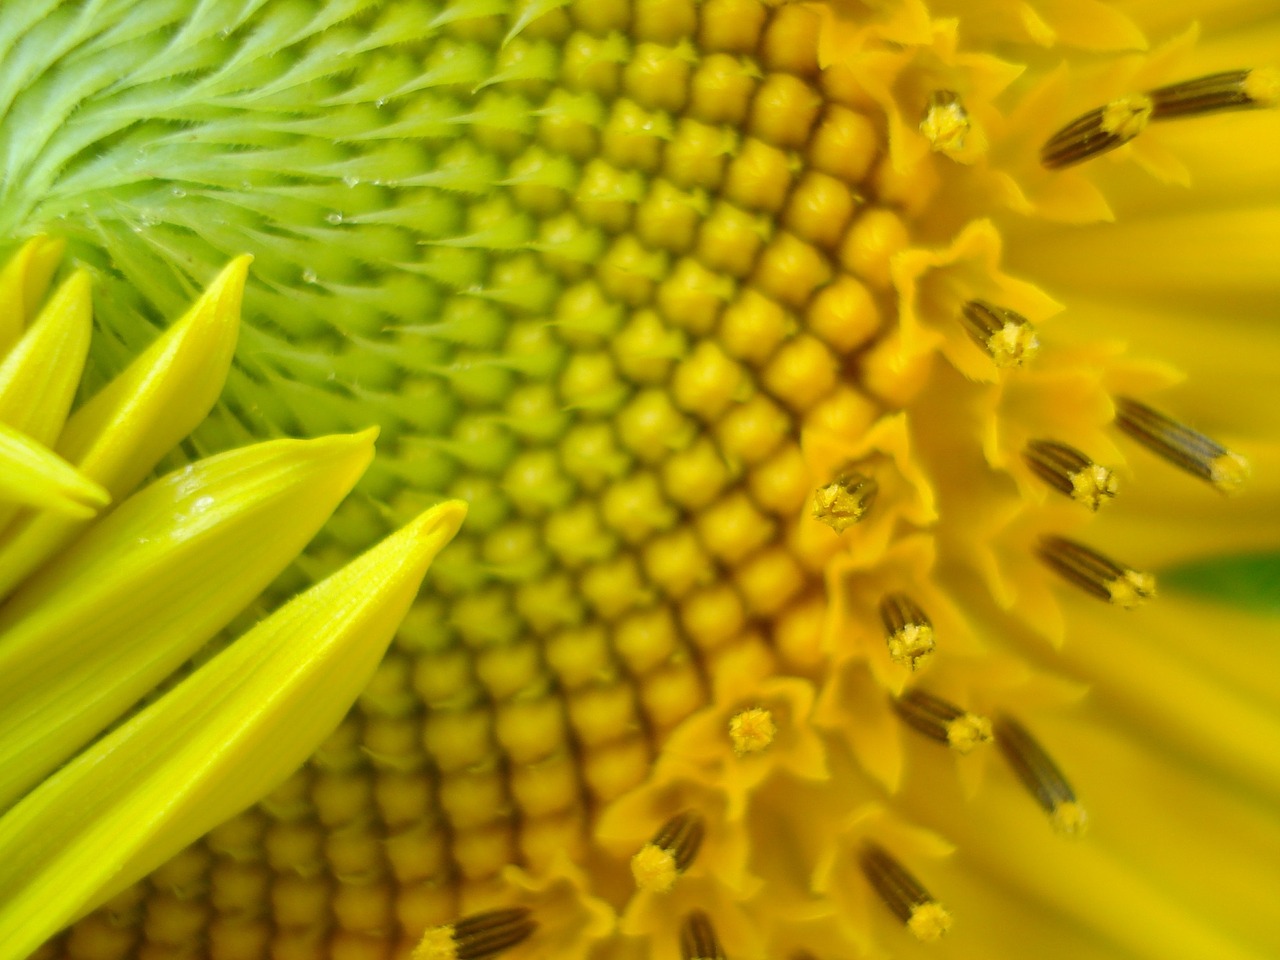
[920,93,969,155]
[1070,464,1118,510]
[1243,67,1280,107]
[1209,451,1250,495]
[412,925,459,960]
[945,713,993,754]
[807,275,880,353]
[809,105,878,183]
[698,200,768,277]
[699,0,766,55]
[1101,94,1153,138]
[1107,569,1156,609]
[688,52,758,125]
[1051,801,1090,837]
[718,289,791,362]
[888,623,935,670]
[839,206,909,290]
[907,901,953,942]
[986,321,1040,368]
[729,706,778,755]
[661,437,732,510]
[631,842,680,893]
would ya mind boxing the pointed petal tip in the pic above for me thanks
[319,426,380,474]
[178,255,252,341]
[417,498,468,548]
[352,424,381,445]
[214,254,253,291]
[61,268,92,297]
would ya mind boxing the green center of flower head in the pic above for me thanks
[4,1,1280,959]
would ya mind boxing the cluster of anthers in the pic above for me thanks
[406,69,1265,960]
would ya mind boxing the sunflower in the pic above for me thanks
[3,1,1279,959]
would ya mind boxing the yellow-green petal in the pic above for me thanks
[0,256,247,598]
[0,236,64,354]
[0,499,465,960]
[0,421,109,519]
[0,429,377,810]
[0,269,91,441]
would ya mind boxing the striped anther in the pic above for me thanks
[812,472,878,532]
[894,690,992,754]
[879,593,935,670]
[1114,396,1249,494]
[1040,94,1153,168]
[859,842,952,942]
[960,300,1039,367]
[1023,439,1117,511]
[413,908,536,960]
[994,716,1088,836]
[681,911,727,960]
[631,811,705,892]
[1038,536,1154,608]
[1149,68,1280,119]
[652,810,706,871]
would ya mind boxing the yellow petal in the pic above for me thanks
[0,421,109,519]
[0,269,91,442]
[0,500,465,960]
[0,270,93,536]
[58,256,248,497]
[0,256,248,598]
[0,236,64,355]
[0,430,377,810]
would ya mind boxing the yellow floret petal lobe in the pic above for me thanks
[0,257,247,597]
[0,430,377,810]
[0,236,64,353]
[0,499,465,960]
[0,422,108,519]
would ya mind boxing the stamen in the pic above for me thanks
[413,908,536,960]
[631,811,706,893]
[1040,93,1153,168]
[920,90,970,155]
[1038,536,1155,608]
[960,300,1040,367]
[680,911,726,960]
[812,472,878,532]
[1149,68,1280,119]
[994,716,1088,836]
[859,842,953,942]
[1023,439,1117,511]
[893,689,992,754]
[728,706,777,755]
[1114,396,1249,495]
[879,593,936,670]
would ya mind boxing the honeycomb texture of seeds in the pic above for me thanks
[30,1,897,958]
